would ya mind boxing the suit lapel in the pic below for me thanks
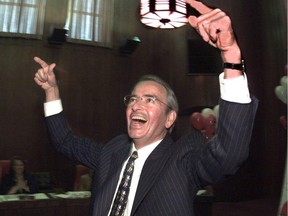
[110,145,131,176]
[131,134,174,214]
[93,142,131,215]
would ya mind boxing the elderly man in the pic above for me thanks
[34,1,258,215]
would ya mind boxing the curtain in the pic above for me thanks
[65,0,114,47]
[0,0,46,38]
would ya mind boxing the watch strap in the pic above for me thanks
[223,60,245,73]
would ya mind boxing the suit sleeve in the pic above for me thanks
[188,96,258,187]
[45,112,103,169]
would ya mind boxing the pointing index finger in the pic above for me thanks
[34,56,48,68]
[186,0,213,15]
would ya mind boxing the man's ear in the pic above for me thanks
[165,110,177,129]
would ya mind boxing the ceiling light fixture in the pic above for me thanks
[140,0,187,29]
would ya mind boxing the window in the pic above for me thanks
[65,0,114,46]
[0,0,46,38]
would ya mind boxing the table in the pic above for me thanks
[0,193,90,216]
[0,190,213,216]
[195,188,215,216]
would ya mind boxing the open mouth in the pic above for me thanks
[131,116,147,124]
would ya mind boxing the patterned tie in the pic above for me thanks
[109,151,138,216]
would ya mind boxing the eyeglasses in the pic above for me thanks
[124,94,172,110]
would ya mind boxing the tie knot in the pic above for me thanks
[130,151,138,160]
[131,151,138,160]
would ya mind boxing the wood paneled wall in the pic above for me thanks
[0,0,286,201]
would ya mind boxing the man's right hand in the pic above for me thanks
[34,57,60,101]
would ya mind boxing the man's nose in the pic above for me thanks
[132,98,144,110]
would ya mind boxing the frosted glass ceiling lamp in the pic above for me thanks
[140,0,187,29]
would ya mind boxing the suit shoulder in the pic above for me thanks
[107,134,131,144]
[103,134,131,150]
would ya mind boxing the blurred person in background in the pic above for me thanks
[0,156,38,195]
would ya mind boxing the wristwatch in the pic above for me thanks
[223,59,245,73]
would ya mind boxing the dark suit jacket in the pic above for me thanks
[45,97,258,216]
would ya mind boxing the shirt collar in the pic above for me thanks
[131,139,162,159]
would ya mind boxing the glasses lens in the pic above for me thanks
[124,95,171,109]
[124,95,133,106]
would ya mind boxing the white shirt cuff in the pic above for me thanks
[44,99,63,117]
[219,72,251,103]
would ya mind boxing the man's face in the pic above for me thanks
[126,81,175,148]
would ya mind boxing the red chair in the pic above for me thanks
[73,164,90,191]
[0,160,11,185]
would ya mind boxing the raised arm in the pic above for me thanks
[34,57,60,102]
[186,0,242,79]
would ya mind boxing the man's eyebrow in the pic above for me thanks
[143,94,157,98]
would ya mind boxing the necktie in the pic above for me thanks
[110,151,138,216]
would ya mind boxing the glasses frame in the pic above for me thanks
[124,94,172,110]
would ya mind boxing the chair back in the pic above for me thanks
[74,165,90,191]
[0,160,11,185]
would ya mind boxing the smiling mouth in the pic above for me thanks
[131,116,147,124]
